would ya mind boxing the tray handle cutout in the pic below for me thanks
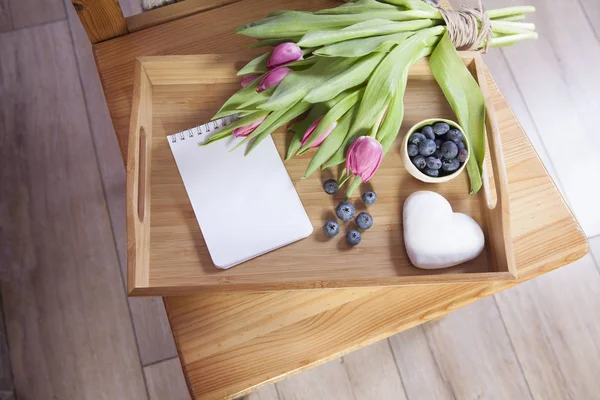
[137,126,148,223]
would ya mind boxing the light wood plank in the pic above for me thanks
[590,235,600,264]
[63,0,178,366]
[0,0,12,32]
[247,384,280,400]
[276,358,354,400]
[342,339,407,400]
[580,0,600,40]
[389,326,453,400]
[487,0,600,237]
[145,357,191,400]
[482,49,562,193]
[423,297,532,399]
[8,0,64,29]
[0,21,148,399]
[495,255,600,399]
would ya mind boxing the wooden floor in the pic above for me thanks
[0,0,599,399]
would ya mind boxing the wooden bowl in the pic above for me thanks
[401,118,470,183]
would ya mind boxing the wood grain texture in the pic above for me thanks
[482,50,562,192]
[0,297,13,395]
[276,358,354,400]
[126,0,244,33]
[71,0,127,44]
[92,0,588,397]
[423,297,531,399]
[0,0,12,32]
[487,0,600,238]
[591,235,600,264]
[64,0,178,366]
[389,327,454,400]
[8,0,64,29]
[0,21,147,400]
[580,0,600,41]
[342,339,407,400]
[126,54,515,295]
[495,255,600,399]
[145,357,191,400]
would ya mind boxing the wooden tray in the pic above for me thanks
[127,53,516,296]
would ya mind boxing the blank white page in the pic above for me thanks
[168,117,313,270]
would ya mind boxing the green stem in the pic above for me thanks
[346,176,362,199]
[486,6,536,19]
[489,32,538,47]
[493,14,526,22]
[490,20,535,35]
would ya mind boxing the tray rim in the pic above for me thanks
[126,53,517,296]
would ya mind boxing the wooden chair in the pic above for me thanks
[71,1,588,399]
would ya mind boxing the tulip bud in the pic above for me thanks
[241,74,260,87]
[346,136,383,182]
[267,42,303,69]
[232,116,267,138]
[301,117,338,148]
[257,67,292,93]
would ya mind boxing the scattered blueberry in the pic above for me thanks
[441,158,461,173]
[346,229,362,246]
[425,156,442,170]
[419,139,437,156]
[424,168,439,177]
[458,148,469,163]
[457,141,466,150]
[435,139,443,149]
[440,141,459,159]
[336,201,355,222]
[435,148,443,159]
[407,143,419,157]
[408,132,426,146]
[411,155,426,169]
[421,125,435,140]
[323,179,338,195]
[355,212,373,230]
[323,221,340,237]
[362,191,377,205]
[433,122,450,136]
[446,129,463,144]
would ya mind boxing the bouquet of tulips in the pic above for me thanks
[204,0,537,197]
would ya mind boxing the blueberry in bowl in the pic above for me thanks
[401,118,470,183]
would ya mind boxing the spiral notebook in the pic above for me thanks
[167,116,313,270]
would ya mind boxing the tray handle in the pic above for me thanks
[473,54,517,278]
[136,127,148,223]
[126,59,152,293]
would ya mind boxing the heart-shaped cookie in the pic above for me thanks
[403,191,485,269]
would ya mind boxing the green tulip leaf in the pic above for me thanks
[430,32,485,194]
[298,19,436,47]
[237,53,271,76]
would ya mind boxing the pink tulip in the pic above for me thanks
[267,42,303,69]
[346,136,383,182]
[301,117,338,148]
[241,74,260,87]
[257,67,292,93]
[232,116,267,138]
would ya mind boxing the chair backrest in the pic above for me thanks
[71,0,236,44]
[71,0,128,43]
